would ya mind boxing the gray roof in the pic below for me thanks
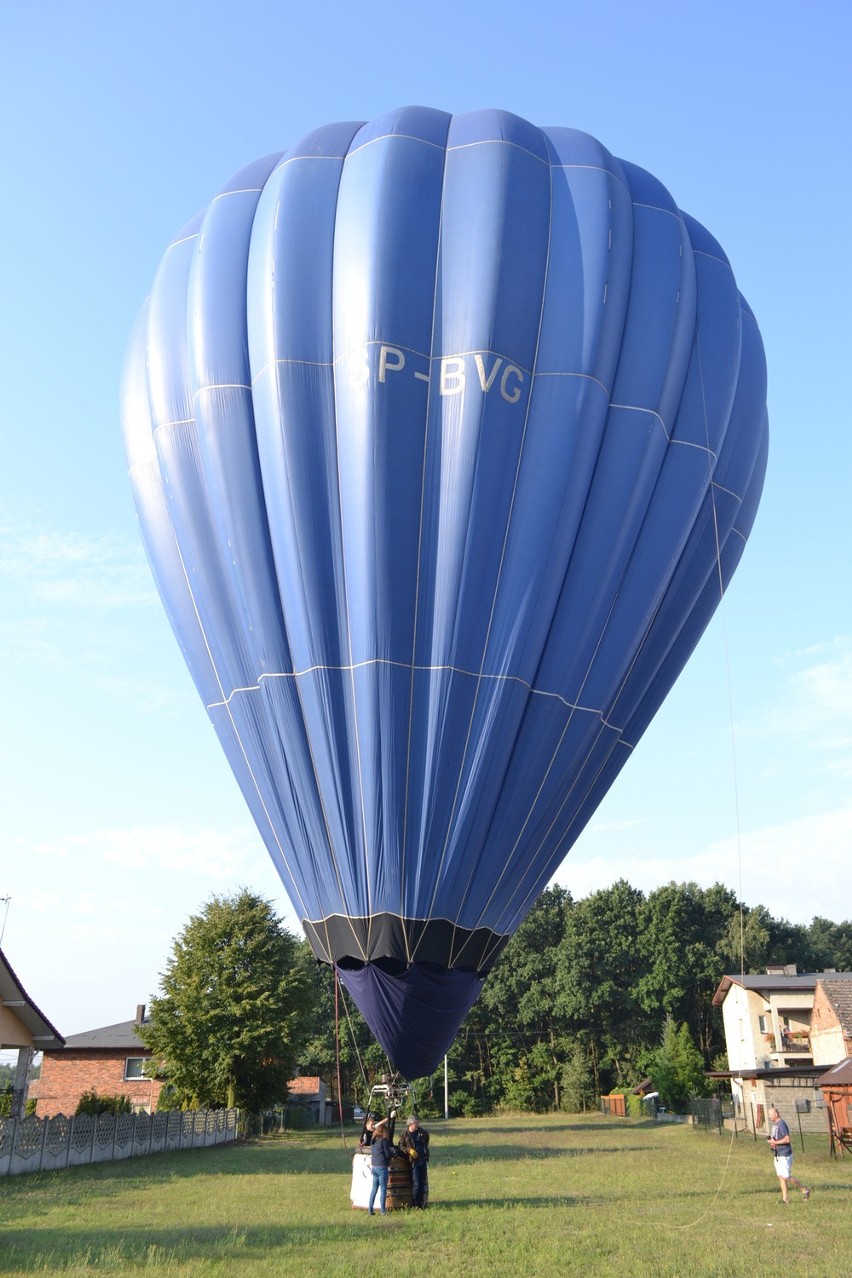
[818,979,852,1036]
[713,971,852,1006]
[0,947,64,1050]
[61,1019,149,1052]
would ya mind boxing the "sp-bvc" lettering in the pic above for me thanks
[345,344,526,405]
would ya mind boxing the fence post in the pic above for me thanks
[5,1116,18,1176]
[39,1115,49,1175]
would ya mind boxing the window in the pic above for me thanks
[124,1057,147,1080]
[758,1015,768,1033]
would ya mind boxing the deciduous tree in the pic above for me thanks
[140,890,314,1112]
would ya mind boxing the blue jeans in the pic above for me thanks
[369,1166,388,1214]
[411,1160,428,1207]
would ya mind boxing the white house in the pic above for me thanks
[712,966,852,1133]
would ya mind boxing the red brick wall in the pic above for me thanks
[811,983,833,1033]
[34,1050,165,1117]
[811,984,852,1062]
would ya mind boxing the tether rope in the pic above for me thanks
[334,971,347,1150]
[662,311,749,1232]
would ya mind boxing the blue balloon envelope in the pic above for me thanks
[122,108,768,1080]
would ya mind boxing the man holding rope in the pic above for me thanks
[767,1105,811,1204]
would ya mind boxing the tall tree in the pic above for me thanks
[808,917,852,971]
[481,886,572,1109]
[644,1016,711,1112]
[716,903,771,973]
[140,890,315,1111]
[556,879,648,1092]
[637,881,737,1061]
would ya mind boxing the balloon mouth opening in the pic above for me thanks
[302,912,508,975]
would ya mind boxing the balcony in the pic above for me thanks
[763,1032,811,1055]
[782,1035,812,1053]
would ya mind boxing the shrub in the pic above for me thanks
[75,1090,133,1116]
[0,1086,39,1118]
[644,1018,711,1113]
[448,1088,487,1117]
[155,1083,187,1112]
[626,1093,645,1118]
[560,1043,597,1113]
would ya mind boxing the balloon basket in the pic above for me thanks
[349,1151,413,1211]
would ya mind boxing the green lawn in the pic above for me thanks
[0,1114,847,1277]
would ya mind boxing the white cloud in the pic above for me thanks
[797,639,852,707]
[718,807,852,923]
[90,673,191,715]
[0,514,188,711]
[756,637,852,763]
[556,806,852,925]
[24,824,260,880]
[2,821,304,1032]
[587,817,648,835]
[0,522,156,611]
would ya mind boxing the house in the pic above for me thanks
[32,1004,164,1117]
[711,965,852,1133]
[1,947,64,1118]
[287,1075,328,1124]
[32,1001,327,1119]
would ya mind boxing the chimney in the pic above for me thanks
[135,1004,146,1024]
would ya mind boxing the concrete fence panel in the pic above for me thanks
[0,1108,240,1176]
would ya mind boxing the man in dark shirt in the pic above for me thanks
[767,1105,810,1203]
[398,1114,430,1208]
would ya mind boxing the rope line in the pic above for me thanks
[662,291,750,1231]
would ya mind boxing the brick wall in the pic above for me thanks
[810,982,852,1066]
[34,1051,165,1117]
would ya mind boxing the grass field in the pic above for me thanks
[0,1113,848,1277]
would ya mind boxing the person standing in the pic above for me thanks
[358,1116,376,1151]
[767,1105,810,1203]
[398,1114,430,1208]
[368,1119,394,1215]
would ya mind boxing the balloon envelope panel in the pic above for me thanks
[122,108,768,1078]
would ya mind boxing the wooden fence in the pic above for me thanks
[0,1107,239,1177]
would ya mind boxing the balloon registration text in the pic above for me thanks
[345,343,527,404]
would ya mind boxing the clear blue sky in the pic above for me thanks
[1,0,849,1039]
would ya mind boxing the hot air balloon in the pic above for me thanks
[121,108,768,1081]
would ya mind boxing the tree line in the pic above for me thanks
[139,884,852,1117]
